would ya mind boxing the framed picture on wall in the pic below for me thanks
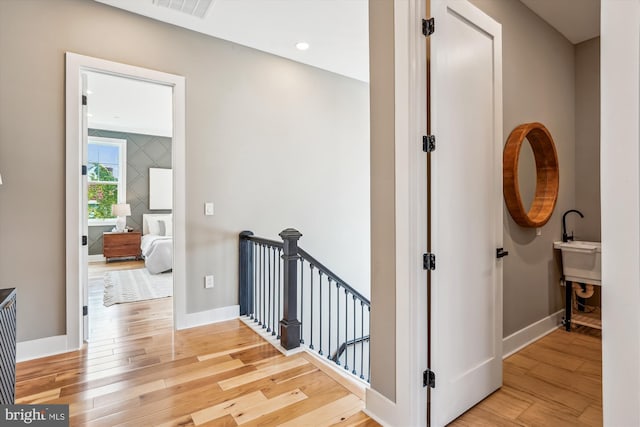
[149,168,172,210]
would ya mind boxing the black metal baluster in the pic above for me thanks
[300,259,305,344]
[309,264,314,350]
[367,305,371,382]
[266,246,271,333]
[261,244,266,328]
[344,289,349,371]
[327,278,332,360]
[319,272,323,356]
[336,283,340,366]
[272,247,276,336]
[352,295,357,375]
[252,243,257,320]
[360,301,365,379]
[276,248,281,338]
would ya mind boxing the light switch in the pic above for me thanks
[536,227,542,236]
[205,275,214,288]
[205,202,214,216]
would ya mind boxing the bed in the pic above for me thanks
[142,214,173,274]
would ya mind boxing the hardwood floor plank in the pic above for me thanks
[450,406,526,426]
[197,342,266,362]
[217,357,310,391]
[469,387,534,421]
[230,388,307,425]
[15,387,61,404]
[278,393,363,427]
[190,390,268,425]
[163,359,246,387]
[518,344,584,372]
[578,404,603,427]
[527,361,602,401]
[516,401,584,426]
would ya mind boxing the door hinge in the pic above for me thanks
[423,369,436,388]
[423,253,436,271]
[423,135,436,152]
[422,18,435,36]
[81,165,87,176]
[82,95,87,106]
[83,305,88,316]
[496,247,509,258]
[82,235,88,246]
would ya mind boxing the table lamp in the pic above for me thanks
[111,203,131,232]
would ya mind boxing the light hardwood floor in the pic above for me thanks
[17,261,378,426]
[18,261,602,426]
[451,326,602,426]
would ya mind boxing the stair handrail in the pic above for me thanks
[297,247,370,307]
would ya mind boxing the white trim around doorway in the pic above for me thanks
[65,52,187,351]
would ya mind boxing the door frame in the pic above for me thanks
[65,52,187,350]
[364,0,428,425]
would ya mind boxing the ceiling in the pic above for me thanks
[92,0,599,98]
[85,71,173,137]
[94,0,369,82]
[520,0,600,44]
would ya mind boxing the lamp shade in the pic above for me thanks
[111,203,131,217]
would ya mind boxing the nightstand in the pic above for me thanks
[103,231,141,262]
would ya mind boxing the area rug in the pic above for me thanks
[103,268,172,306]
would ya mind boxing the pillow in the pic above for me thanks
[146,217,162,235]
[161,219,173,236]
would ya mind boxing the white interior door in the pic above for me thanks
[429,1,503,425]
[81,73,89,342]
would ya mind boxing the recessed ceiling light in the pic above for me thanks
[86,90,93,95]
[295,42,310,51]
[87,113,93,117]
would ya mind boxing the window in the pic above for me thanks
[87,137,127,226]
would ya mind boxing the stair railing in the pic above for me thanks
[239,229,370,382]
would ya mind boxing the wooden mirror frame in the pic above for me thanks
[503,122,559,227]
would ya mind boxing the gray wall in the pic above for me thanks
[575,37,601,242]
[470,0,576,337]
[87,129,172,255]
[368,0,396,402]
[0,0,370,342]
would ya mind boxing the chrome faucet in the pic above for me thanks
[562,209,584,242]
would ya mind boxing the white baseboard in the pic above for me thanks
[502,309,564,359]
[88,254,106,262]
[180,305,239,330]
[17,335,71,363]
[364,387,399,427]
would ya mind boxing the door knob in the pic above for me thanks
[496,248,509,258]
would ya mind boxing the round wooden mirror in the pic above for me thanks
[503,122,559,227]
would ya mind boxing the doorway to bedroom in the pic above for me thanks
[84,70,174,342]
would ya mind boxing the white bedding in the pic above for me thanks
[141,234,173,274]
[142,213,173,274]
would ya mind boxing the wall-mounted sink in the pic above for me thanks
[553,240,601,285]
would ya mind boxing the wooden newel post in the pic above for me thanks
[239,231,254,316]
[279,228,302,350]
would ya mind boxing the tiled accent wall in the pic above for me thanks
[88,129,172,255]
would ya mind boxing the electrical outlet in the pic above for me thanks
[205,275,214,289]
[536,227,542,236]
[205,202,214,216]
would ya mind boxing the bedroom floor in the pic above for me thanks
[88,259,173,342]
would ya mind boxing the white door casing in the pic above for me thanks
[81,73,89,342]
[65,53,187,350]
[430,1,503,425]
